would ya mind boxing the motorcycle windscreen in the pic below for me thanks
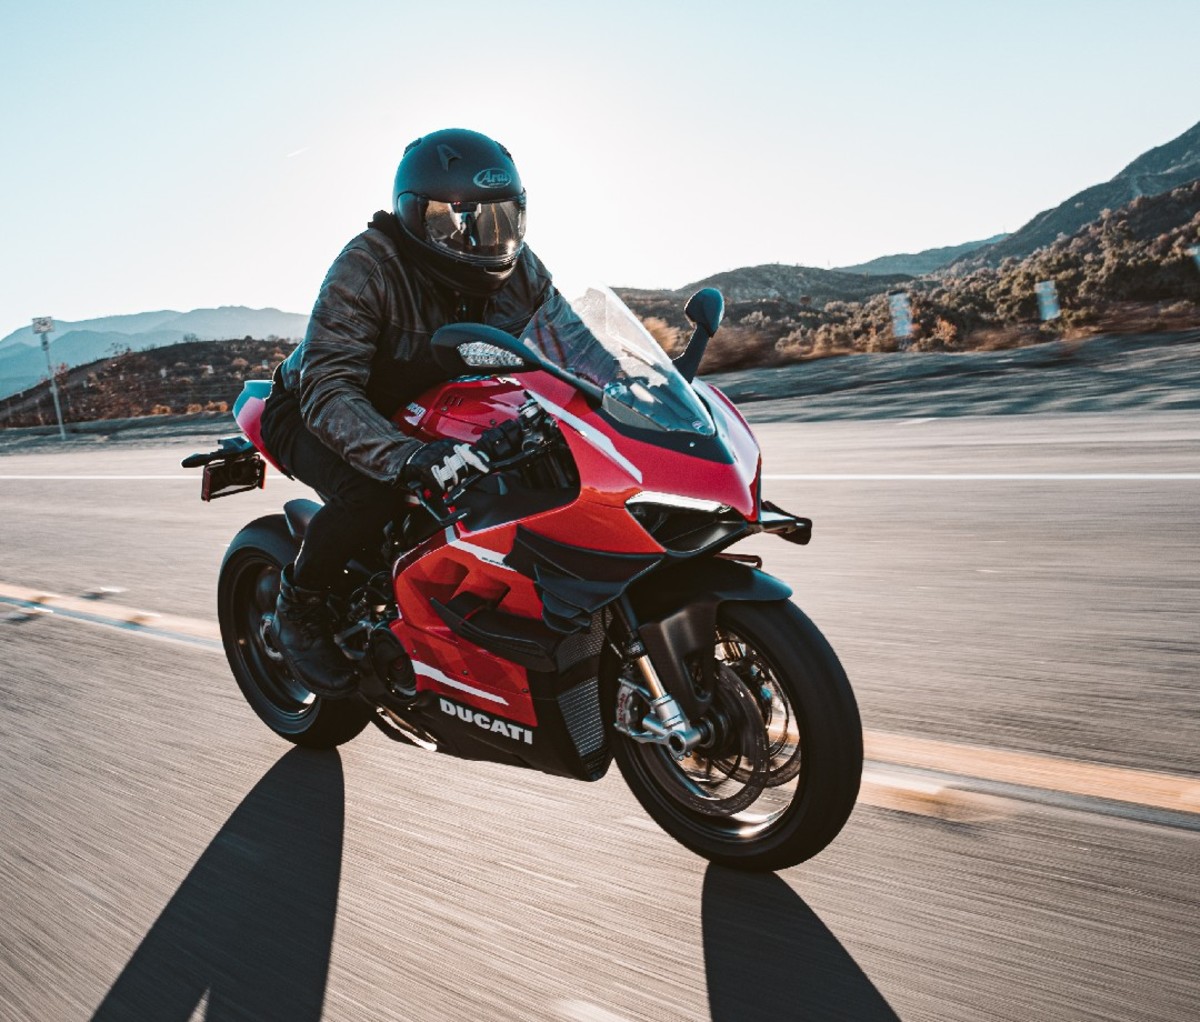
[519,287,717,436]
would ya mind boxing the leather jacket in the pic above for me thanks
[272,211,552,483]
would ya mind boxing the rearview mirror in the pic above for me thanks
[684,287,724,337]
[431,322,537,376]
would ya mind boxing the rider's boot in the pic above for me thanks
[270,564,357,699]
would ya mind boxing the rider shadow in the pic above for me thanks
[90,747,344,1022]
[702,865,900,1022]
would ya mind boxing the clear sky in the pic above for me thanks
[1,0,1197,332]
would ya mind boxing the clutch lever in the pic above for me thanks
[406,482,469,529]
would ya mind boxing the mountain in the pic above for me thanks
[0,306,309,401]
[948,120,1200,271]
[621,263,910,310]
[835,234,1009,276]
[0,310,182,350]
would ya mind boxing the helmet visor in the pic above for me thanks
[423,194,526,266]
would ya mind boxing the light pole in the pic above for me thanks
[31,317,67,439]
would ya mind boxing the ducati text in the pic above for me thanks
[439,698,533,744]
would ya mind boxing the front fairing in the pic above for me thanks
[508,284,761,519]
[512,369,759,521]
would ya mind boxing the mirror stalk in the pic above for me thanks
[674,287,725,383]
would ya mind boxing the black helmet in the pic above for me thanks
[393,128,527,294]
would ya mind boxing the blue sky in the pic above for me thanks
[1,0,1197,332]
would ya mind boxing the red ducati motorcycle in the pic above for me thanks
[186,283,862,870]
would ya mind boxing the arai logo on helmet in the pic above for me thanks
[473,167,512,189]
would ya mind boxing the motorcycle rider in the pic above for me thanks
[259,128,552,699]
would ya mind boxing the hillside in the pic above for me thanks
[835,234,1008,276]
[0,306,309,401]
[623,181,1200,373]
[0,338,291,429]
[631,263,912,305]
[949,120,1200,270]
[789,180,1200,361]
[617,263,910,372]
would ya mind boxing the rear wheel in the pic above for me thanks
[613,600,862,871]
[217,515,371,748]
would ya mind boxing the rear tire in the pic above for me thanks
[613,600,862,872]
[217,515,371,749]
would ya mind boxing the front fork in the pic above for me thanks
[611,602,709,761]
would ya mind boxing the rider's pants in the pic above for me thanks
[260,386,400,590]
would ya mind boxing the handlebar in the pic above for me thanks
[406,399,557,529]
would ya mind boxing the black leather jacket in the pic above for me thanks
[272,211,552,482]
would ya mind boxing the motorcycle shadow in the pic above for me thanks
[702,865,900,1021]
[90,747,343,1022]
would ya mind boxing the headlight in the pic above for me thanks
[625,491,728,514]
[625,491,745,555]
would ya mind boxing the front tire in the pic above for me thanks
[613,600,862,872]
[217,515,371,749]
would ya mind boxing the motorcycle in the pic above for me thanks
[184,282,862,871]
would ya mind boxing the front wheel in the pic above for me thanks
[613,600,862,872]
[217,515,371,749]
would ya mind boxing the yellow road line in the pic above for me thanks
[0,582,220,642]
[3,578,1198,817]
[864,731,1200,816]
[858,769,1013,822]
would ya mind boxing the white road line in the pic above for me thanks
[762,473,1200,481]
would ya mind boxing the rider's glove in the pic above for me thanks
[401,438,491,494]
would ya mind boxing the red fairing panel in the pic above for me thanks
[386,370,761,725]
[234,395,285,472]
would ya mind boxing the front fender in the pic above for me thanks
[622,557,793,718]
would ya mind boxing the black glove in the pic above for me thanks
[402,438,490,494]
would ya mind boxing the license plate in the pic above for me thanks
[201,454,266,501]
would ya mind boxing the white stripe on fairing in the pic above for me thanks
[761,473,1200,481]
[444,527,515,571]
[527,392,643,483]
[411,660,509,705]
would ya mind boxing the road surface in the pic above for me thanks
[0,411,1196,1020]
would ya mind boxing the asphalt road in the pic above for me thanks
[0,411,1197,1021]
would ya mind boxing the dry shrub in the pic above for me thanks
[809,323,856,359]
[186,403,204,414]
[205,400,229,413]
[866,329,898,353]
[697,324,776,372]
[641,316,684,357]
[931,317,959,347]
[963,327,1026,352]
[774,328,811,363]
[151,404,172,415]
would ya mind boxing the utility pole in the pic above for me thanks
[32,317,66,440]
